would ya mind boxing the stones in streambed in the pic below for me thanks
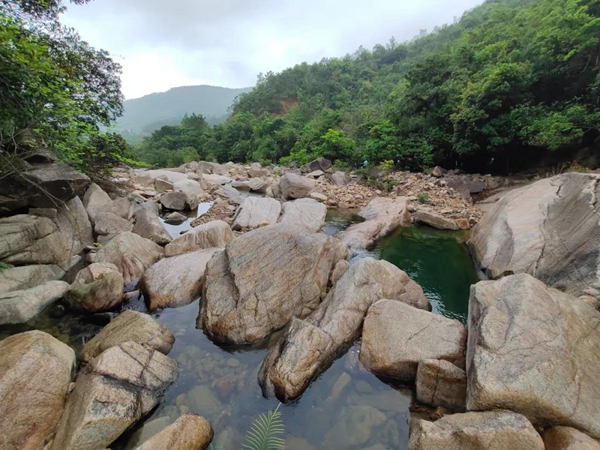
[0,280,69,324]
[200,224,349,345]
[0,264,64,293]
[0,214,72,269]
[413,209,459,231]
[64,262,124,312]
[408,410,544,450]
[470,172,600,299]
[51,341,178,450]
[80,310,175,362]
[467,274,600,438]
[232,197,281,231]
[278,198,327,233]
[323,405,387,448]
[338,197,411,249]
[135,414,214,450]
[93,232,164,285]
[142,248,221,310]
[165,220,233,256]
[542,426,600,450]
[132,207,172,245]
[93,210,133,236]
[416,359,466,412]
[360,300,466,382]
[0,331,75,450]
[163,211,188,224]
[160,191,199,211]
[279,172,315,199]
[259,257,429,402]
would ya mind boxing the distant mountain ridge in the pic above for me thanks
[113,85,253,140]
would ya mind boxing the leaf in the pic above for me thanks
[241,404,286,450]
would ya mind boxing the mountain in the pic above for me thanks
[113,85,253,140]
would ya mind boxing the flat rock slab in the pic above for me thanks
[165,220,233,257]
[0,280,69,324]
[414,209,459,230]
[0,264,64,294]
[279,198,327,233]
[467,274,600,438]
[232,197,281,231]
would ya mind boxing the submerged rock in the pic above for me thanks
[135,414,214,450]
[542,426,600,450]
[165,220,233,257]
[232,197,281,231]
[416,359,466,411]
[470,173,600,299]
[338,197,411,249]
[467,274,600,438]
[323,405,386,448]
[360,300,466,382]
[51,342,178,450]
[80,310,175,362]
[0,331,75,450]
[259,257,429,401]
[65,262,124,312]
[0,280,69,324]
[279,173,315,199]
[200,224,348,345]
[278,198,327,233]
[142,248,220,311]
[408,410,544,450]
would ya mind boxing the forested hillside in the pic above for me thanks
[136,0,600,173]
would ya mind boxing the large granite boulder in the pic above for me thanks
[279,173,315,199]
[414,209,459,231]
[0,331,75,450]
[173,179,205,201]
[197,161,225,175]
[160,191,198,211]
[300,157,332,174]
[64,263,124,312]
[145,169,188,184]
[93,211,133,236]
[331,171,351,186]
[0,280,69,324]
[165,220,233,257]
[132,208,172,246]
[338,197,411,249]
[135,414,213,450]
[142,248,220,311]
[93,232,164,285]
[232,197,282,231]
[80,310,175,362]
[21,162,90,207]
[51,342,178,450]
[360,300,466,382]
[0,215,71,269]
[0,264,64,294]
[259,257,429,401]
[248,162,270,178]
[467,274,600,438]
[408,410,544,450]
[82,183,112,222]
[470,173,600,299]
[416,359,466,411]
[542,426,600,450]
[199,224,349,345]
[278,198,327,233]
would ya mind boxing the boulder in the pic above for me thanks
[0,215,71,269]
[309,192,327,202]
[431,166,447,178]
[248,162,270,178]
[160,191,198,211]
[232,197,282,231]
[408,410,544,450]
[0,264,64,294]
[467,274,600,438]
[248,177,269,193]
[542,427,600,450]
[154,178,173,193]
[360,300,466,382]
[259,258,429,401]
[165,220,233,257]
[470,173,600,298]
[142,248,220,311]
[163,211,188,225]
[197,161,225,175]
[202,174,232,186]
[199,224,349,345]
[174,179,205,200]
[306,170,324,179]
[300,157,332,174]
[93,211,133,236]
[414,209,459,231]
[331,171,351,186]
[216,184,248,204]
[64,263,124,312]
[133,208,172,245]
[445,176,472,200]
[416,359,466,411]
[80,310,175,362]
[231,180,251,192]
[135,414,213,450]
[21,162,90,207]
[278,198,327,233]
[93,232,164,285]
[82,183,112,222]
[0,331,75,450]
[51,342,178,450]
[338,197,411,249]
[146,169,188,184]
[0,280,69,324]
[279,173,315,199]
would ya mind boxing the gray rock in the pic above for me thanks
[21,162,91,207]
[202,174,232,186]
[306,170,325,179]
[470,173,600,299]
[360,300,466,382]
[82,183,112,222]
[94,211,134,236]
[216,184,248,204]
[416,359,466,411]
[200,224,349,345]
[248,162,270,178]
[232,197,282,231]
[154,178,173,193]
[65,263,124,312]
[260,258,429,401]
[323,405,386,448]
[142,248,220,311]
[197,161,225,175]
[160,191,198,211]
[300,157,332,174]
[414,209,459,230]
[431,166,446,178]
[467,274,600,438]
[135,414,214,450]
[279,173,315,199]
[331,171,351,186]
[165,220,233,257]
[133,208,172,246]
[145,169,188,184]
[51,342,178,450]
[231,180,251,192]
[0,331,75,450]
[80,310,175,362]
[0,264,64,294]
[248,177,269,193]
[542,426,600,450]
[408,410,544,450]
[163,211,188,225]
[279,198,327,233]
[0,280,69,325]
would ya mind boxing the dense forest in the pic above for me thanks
[136,0,600,173]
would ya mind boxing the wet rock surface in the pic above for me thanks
[135,414,213,450]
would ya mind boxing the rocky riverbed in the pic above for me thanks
[1,156,599,450]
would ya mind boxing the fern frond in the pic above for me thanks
[241,403,286,450]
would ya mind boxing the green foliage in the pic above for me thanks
[0,262,15,271]
[241,404,285,450]
[417,192,430,204]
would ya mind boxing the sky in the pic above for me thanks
[62,0,484,100]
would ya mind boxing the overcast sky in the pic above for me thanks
[62,0,483,100]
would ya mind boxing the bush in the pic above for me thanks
[417,192,429,204]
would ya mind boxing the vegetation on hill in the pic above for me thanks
[136,0,600,173]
